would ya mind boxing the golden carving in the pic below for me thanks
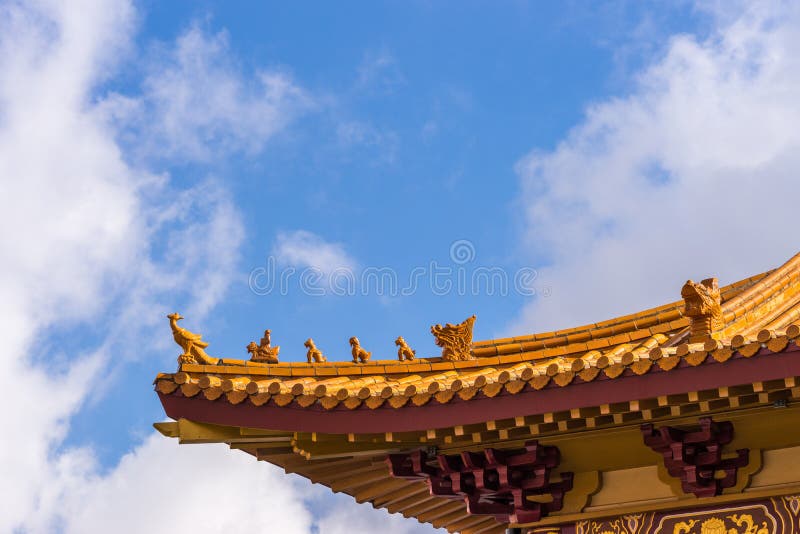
[576,517,640,534]
[670,513,770,534]
[247,329,280,363]
[304,338,326,363]
[395,336,416,361]
[673,519,700,534]
[682,278,723,342]
[168,313,219,365]
[349,336,371,363]
[731,514,769,534]
[431,315,476,361]
[782,495,800,516]
[624,515,646,534]
[578,502,785,534]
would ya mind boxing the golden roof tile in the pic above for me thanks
[155,253,800,418]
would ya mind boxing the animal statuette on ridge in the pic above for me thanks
[395,336,416,361]
[247,328,280,363]
[349,336,372,363]
[304,338,327,363]
[431,315,476,361]
[681,278,723,343]
[167,313,219,365]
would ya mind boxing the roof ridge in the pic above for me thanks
[721,251,800,321]
[473,271,766,350]
[156,322,800,418]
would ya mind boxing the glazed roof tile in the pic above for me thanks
[155,254,800,414]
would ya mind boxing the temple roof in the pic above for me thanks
[155,253,800,421]
[154,252,800,533]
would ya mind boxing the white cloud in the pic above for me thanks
[314,494,445,534]
[0,2,437,532]
[0,1,144,528]
[510,2,800,333]
[59,435,315,534]
[273,229,358,274]
[0,1,316,532]
[106,24,313,163]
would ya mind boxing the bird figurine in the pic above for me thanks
[167,313,219,365]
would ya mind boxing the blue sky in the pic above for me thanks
[71,2,711,462]
[3,1,800,532]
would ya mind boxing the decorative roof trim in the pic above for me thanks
[158,338,800,434]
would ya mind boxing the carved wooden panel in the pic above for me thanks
[641,417,749,498]
[387,440,573,523]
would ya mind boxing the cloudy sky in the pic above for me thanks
[2,1,799,532]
